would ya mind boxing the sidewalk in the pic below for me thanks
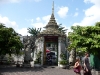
[0,65,76,75]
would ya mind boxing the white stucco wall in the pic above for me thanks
[33,37,44,65]
[58,37,66,67]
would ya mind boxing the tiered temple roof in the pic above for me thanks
[39,1,66,36]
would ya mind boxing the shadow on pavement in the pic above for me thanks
[0,65,45,74]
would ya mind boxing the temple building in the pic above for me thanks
[33,1,67,66]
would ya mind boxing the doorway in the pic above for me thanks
[43,36,58,66]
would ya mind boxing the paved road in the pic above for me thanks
[0,66,76,75]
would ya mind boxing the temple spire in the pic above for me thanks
[52,1,54,14]
[44,1,58,29]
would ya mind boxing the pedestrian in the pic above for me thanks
[83,52,92,75]
[73,58,81,75]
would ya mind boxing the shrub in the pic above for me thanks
[34,51,42,64]
[59,60,68,65]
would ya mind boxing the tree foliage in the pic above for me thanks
[68,22,100,57]
[27,28,41,37]
[0,23,23,56]
[27,27,42,51]
[58,24,68,34]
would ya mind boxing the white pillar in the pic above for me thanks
[58,37,62,66]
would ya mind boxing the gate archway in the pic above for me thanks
[43,36,58,65]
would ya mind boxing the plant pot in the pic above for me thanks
[59,64,66,69]
[34,64,41,67]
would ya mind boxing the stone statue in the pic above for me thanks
[23,36,32,63]
[69,49,75,65]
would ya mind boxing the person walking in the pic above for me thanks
[83,52,92,75]
[73,58,81,75]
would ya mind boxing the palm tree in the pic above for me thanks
[58,24,68,34]
[27,27,42,52]
[27,28,41,37]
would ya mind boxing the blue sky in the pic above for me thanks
[0,0,100,36]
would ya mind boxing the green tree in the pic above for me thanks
[0,23,23,56]
[0,23,5,28]
[27,28,41,37]
[58,24,68,34]
[68,22,100,58]
[27,27,41,51]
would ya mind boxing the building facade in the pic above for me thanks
[33,2,67,66]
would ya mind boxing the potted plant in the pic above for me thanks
[59,53,68,69]
[34,51,42,67]
[59,60,68,68]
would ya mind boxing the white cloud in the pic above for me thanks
[73,0,100,26]
[31,15,51,29]
[0,15,49,36]
[0,15,29,36]
[42,15,51,23]
[60,25,71,35]
[84,0,100,6]
[67,27,72,35]
[80,6,100,25]
[0,14,59,36]
[73,23,80,26]
[0,15,18,29]
[85,6,100,17]
[31,22,45,28]
[74,12,78,17]
[17,28,30,36]
[34,0,41,2]
[25,18,34,23]
[0,0,41,4]
[57,6,69,18]
[19,15,51,36]
[36,17,41,22]
[0,0,21,3]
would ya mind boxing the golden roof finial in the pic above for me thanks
[52,1,54,14]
